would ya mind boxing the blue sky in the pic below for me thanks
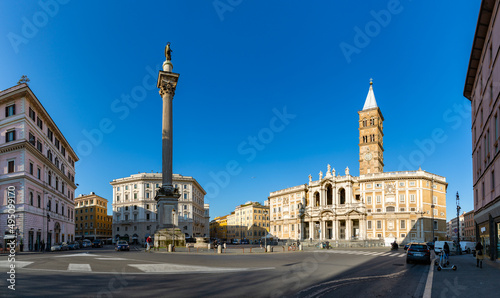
[0,1,479,221]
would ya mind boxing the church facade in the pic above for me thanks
[268,82,447,245]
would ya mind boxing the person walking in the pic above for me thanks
[476,241,484,268]
[443,242,450,264]
[146,236,152,252]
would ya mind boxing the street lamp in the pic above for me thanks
[431,177,435,242]
[456,192,461,255]
[172,209,175,248]
[46,203,51,252]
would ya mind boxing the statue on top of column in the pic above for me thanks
[165,42,172,61]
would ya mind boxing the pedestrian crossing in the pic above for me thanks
[0,256,274,274]
[317,250,406,258]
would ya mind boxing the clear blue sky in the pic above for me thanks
[0,1,479,221]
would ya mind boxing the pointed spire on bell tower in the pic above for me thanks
[363,78,378,110]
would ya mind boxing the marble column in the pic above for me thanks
[155,44,181,231]
[346,218,351,240]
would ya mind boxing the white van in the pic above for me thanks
[460,241,476,254]
[434,241,457,254]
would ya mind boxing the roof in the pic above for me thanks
[362,81,378,110]
[463,0,497,100]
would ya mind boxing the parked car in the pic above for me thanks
[67,242,80,250]
[115,240,130,251]
[241,239,249,245]
[51,242,69,252]
[460,241,476,254]
[81,239,92,248]
[232,239,240,245]
[434,241,457,254]
[403,243,411,251]
[185,237,196,243]
[406,243,431,264]
[92,239,103,248]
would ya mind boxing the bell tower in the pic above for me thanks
[358,79,384,175]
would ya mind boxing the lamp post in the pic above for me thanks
[172,209,175,248]
[456,192,461,255]
[46,203,51,252]
[431,177,435,242]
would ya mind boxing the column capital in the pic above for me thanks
[159,81,176,98]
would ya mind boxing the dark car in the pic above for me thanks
[403,243,411,251]
[115,240,130,251]
[92,239,103,248]
[67,242,80,250]
[241,239,249,244]
[406,243,431,264]
[185,237,196,243]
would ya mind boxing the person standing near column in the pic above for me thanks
[475,241,484,268]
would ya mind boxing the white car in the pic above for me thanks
[434,241,457,254]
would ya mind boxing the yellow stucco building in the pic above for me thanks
[268,82,447,245]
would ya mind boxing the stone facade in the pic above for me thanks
[269,82,447,245]
[110,173,208,245]
[0,84,78,251]
[464,0,500,260]
[75,193,112,241]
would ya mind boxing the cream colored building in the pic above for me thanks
[269,82,447,245]
[223,202,269,243]
[110,173,208,244]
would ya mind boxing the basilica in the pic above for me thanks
[268,81,447,245]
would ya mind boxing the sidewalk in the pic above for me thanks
[431,253,500,297]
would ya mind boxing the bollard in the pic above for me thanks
[299,244,303,251]
[208,243,211,250]
[217,245,222,254]
[168,244,172,253]
[267,245,271,252]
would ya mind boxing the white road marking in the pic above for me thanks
[56,253,101,258]
[398,254,406,257]
[0,261,33,268]
[68,263,92,272]
[129,263,274,273]
[95,258,129,261]
[423,257,435,298]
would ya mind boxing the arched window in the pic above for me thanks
[314,192,320,207]
[326,184,333,205]
[339,188,346,204]
[386,206,395,212]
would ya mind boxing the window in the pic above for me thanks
[37,117,43,129]
[8,160,15,173]
[29,162,34,175]
[386,206,395,212]
[410,181,415,186]
[134,184,137,189]
[366,184,372,188]
[6,104,15,117]
[410,207,416,212]
[410,194,415,203]
[400,207,405,212]
[146,192,150,199]
[134,193,137,199]
[367,221,372,229]
[411,220,415,227]
[184,194,187,200]
[433,220,438,230]
[376,195,381,204]
[146,213,150,220]
[6,130,15,142]
[125,195,128,201]
[400,234,406,238]
[37,195,41,208]
[117,187,120,191]
[29,107,36,121]
[400,220,405,229]
[116,196,120,202]
[47,128,53,141]
[29,192,33,205]
[55,138,60,150]
[28,132,36,146]
[125,186,129,190]
[376,220,382,229]
[375,183,382,188]
[399,194,405,203]
[492,170,495,191]
[399,182,405,186]
[37,168,41,179]
[146,204,149,210]
[61,146,66,157]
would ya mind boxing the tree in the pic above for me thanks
[17,75,30,85]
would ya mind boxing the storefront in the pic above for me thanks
[476,213,499,260]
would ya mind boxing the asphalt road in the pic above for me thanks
[0,247,430,297]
